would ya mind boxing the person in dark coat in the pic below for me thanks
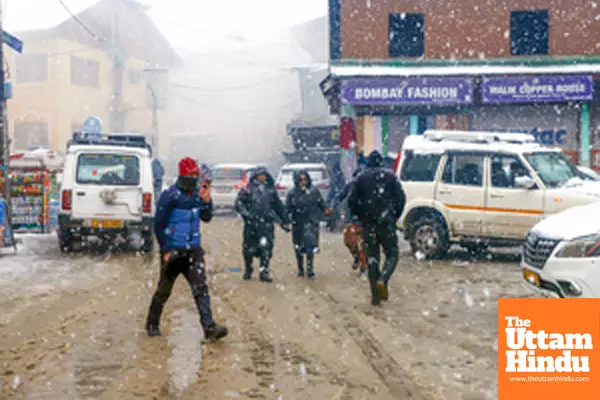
[151,158,165,204]
[325,162,346,232]
[349,151,406,306]
[235,167,290,282]
[146,157,228,341]
[286,170,331,279]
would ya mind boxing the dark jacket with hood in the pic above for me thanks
[348,151,406,225]
[285,170,326,253]
[235,167,288,254]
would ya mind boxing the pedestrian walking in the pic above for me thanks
[326,162,346,232]
[145,157,228,341]
[330,165,367,275]
[151,158,165,204]
[235,167,290,282]
[286,170,332,279]
[348,151,406,306]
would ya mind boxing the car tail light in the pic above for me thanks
[143,193,152,213]
[317,183,329,190]
[275,183,285,191]
[236,173,249,190]
[62,190,72,210]
[394,154,402,174]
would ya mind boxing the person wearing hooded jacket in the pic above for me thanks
[235,167,290,282]
[146,157,228,341]
[349,151,406,306]
[285,170,331,279]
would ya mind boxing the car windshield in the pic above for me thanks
[76,153,140,186]
[524,152,583,188]
[279,169,325,185]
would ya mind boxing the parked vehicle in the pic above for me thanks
[522,200,600,298]
[58,133,155,252]
[210,163,264,209]
[397,130,600,259]
[275,163,331,203]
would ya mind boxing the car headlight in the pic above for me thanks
[555,234,600,258]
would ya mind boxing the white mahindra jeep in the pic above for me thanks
[58,133,155,252]
[397,130,600,259]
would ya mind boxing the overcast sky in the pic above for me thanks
[4,0,327,53]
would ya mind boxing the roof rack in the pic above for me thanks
[67,132,153,155]
[423,130,537,145]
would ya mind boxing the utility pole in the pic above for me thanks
[109,8,123,133]
[0,3,16,250]
[143,67,168,158]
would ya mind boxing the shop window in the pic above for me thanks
[490,155,531,189]
[388,13,424,58]
[510,10,549,56]
[70,56,100,88]
[16,54,48,84]
[14,122,49,151]
[442,154,484,187]
[400,151,441,182]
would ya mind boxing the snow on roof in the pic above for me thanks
[331,63,600,77]
[281,163,328,170]
[401,134,561,155]
[68,144,150,156]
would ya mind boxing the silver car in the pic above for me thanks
[275,163,331,203]
[210,163,263,209]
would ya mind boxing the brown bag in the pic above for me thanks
[343,223,367,271]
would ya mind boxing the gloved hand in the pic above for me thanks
[280,223,291,233]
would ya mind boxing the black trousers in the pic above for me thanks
[363,222,399,298]
[148,248,214,330]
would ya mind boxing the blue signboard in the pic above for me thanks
[0,199,14,248]
[482,75,594,104]
[82,116,102,139]
[340,77,473,105]
[2,31,23,53]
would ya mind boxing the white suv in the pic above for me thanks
[58,133,155,252]
[275,163,331,203]
[397,130,600,259]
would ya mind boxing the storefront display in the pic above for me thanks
[7,150,63,234]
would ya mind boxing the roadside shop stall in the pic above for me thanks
[3,150,64,233]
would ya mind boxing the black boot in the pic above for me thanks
[296,253,305,277]
[145,297,164,337]
[204,323,229,342]
[243,252,253,280]
[307,255,315,279]
[259,255,272,282]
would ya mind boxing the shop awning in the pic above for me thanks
[331,63,600,77]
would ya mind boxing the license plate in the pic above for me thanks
[91,219,123,229]
[523,269,541,287]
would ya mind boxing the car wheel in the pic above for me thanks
[58,232,73,253]
[141,233,154,253]
[408,214,450,259]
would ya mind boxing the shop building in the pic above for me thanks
[323,0,600,178]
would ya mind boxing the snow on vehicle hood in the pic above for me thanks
[533,201,600,240]
[560,180,600,197]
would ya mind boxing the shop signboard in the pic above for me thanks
[340,77,473,105]
[0,199,14,248]
[482,75,594,104]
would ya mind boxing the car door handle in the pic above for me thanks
[490,193,504,199]
[438,189,452,195]
[76,191,86,196]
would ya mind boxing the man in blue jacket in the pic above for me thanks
[145,157,228,341]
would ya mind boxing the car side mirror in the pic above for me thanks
[515,176,535,190]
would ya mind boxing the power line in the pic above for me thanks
[56,0,101,40]
[171,73,294,93]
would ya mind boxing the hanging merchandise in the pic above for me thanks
[8,150,64,234]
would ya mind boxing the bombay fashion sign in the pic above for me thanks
[340,77,473,105]
[482,75,594,104]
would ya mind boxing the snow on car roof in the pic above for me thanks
[212,163,262,170]
[281,163,328,170]
[401,134,559,155]
[69,144,150,156]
